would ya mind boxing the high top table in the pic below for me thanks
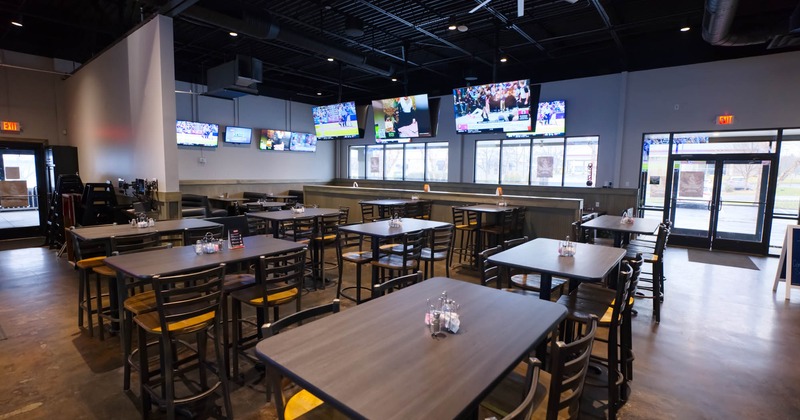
[360,198,431,219]
[581,215,661,247]
[338,218,452,289]
[256,277,567,420]
[70,218,221,242]
[487,237,627,300]
[247,208,340,238]
[103,235,307,354]
[454,203,519,267]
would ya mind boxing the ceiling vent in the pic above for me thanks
[205,55,263,99]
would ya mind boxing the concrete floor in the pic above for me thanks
[0,243,799,419]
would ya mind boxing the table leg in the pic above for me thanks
[613,232,623,248]
[539,273,553,301]
[266,365,287,420]
[473,214,483,268]
[272,220,280,238]
[370,236,380,291]
[115,272,127,352]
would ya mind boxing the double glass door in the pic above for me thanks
[667,156,774,253]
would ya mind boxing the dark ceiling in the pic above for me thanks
[1,0,799,105]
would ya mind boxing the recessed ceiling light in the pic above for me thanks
[327,57,335,62]
[448,23,457,30]
[680,26,690,32]
[317,92,322,96]
[11,20,22,27]
[457,23,469,32]
[500,57,508,63]
[391,77,398,82]
[229,31,238,37]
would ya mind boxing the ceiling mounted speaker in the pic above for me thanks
[344,16,364,37]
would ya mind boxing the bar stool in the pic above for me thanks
[134,264,232,420]
[421,225,455,278]
[335,228,373,304]
[452,206,477,267]
[71,230,112,339]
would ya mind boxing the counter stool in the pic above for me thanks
[71,229,112,339]
[134,264,232,420]
[335,229,373,304]
[452,206,477,267]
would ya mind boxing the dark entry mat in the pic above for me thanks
[687,249,759,270]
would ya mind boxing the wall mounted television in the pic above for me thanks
[259,129,291,151]
[372,93,432,139]
[176,120,218,147]
[452,80,540,134]
[312,101,360,139]
[223,126,252,144]
[505,100,567,138]
[289,132,318,152]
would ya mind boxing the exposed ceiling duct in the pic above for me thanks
[702,0,794,46]
[180,6,395,78]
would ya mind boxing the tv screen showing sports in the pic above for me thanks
[176,120,218,147]
[506,100,567,138]
[223,126,252,144]
[452,80,538,134]
[312,101,360,139]
[372,94,432,139]
[259,129,290,151]
[289,132,317,152]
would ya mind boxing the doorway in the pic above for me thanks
[665,155,774,253]
[0,140,46,240]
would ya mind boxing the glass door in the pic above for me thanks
[667,156,774,253]
[0,141,47,240]
[668,159,716,248]
[713,159,772,252]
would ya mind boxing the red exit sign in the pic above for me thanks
[1,121,21,132]
[716,115,735,125]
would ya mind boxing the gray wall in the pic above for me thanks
[175,84,334,183]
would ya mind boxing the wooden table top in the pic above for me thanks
[70,219,222,241]
[455,203,519,213]
[246,208,340,221]
[103,235,306,278]
[488,238,626,282]
[256,277,567,420]
[338,218,451,238]
[581,215,661,235]
[360,198,430,206]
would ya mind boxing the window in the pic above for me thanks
[531,138,564,186]
[349,146,365,179]
[475,136,599,187]
[349,142,449,181]
[384,144,404,180]
[475,140,501,184]
[500,139,530,185]
[563,136,598,187]
[425,142,448,182]
[405,143,425,181]
[366,145,384,180]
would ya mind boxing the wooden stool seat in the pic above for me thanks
[511,273,568,294]
[124,291,156,315]
[229,285,299,307]
[76,256,106,269]
[134,310,216,334]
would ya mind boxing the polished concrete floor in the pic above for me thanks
[0,242,798,419]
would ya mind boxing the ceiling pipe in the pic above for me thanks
[180,6,395,77]
[702,0,789,46]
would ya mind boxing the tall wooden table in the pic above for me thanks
[488,237,626,300]
[454,204,519,266]
[581,215,661,247]
[256,277,567,420]
[360,198,430,219]
[247,208,340,238]
[70,218,221,242]
[103,235,306,355]
[338,218,451,289]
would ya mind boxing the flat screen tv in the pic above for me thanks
[259,129,291,151]
[223,126,252,144]
[312,101,360,139]
[176,120,218,147]
[372,93,432,139]
[505,100,567,138]
[289,132,317,152]
[452,80,539,134]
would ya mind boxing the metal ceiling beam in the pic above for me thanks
[590,0,627,68]
[471,0,548,54]
[351,0,493,67]
[157,0,202,18]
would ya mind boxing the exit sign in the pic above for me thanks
[716,115,735,125]
[1,121,21,132]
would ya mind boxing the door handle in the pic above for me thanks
[707,201,713,211]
